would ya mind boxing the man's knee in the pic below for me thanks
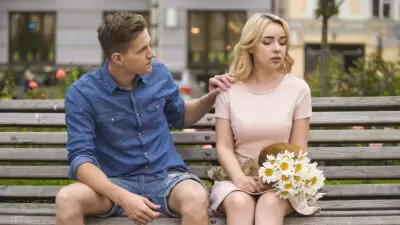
[55,185,83,219]
[55,182,112,218]
[171,180,209,213]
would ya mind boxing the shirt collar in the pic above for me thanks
[101,61,149,94]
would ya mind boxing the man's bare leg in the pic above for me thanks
[55,182,113,225]
[168,180,209,225]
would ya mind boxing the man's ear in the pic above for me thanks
[111,53,123,66]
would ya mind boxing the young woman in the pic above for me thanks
[209,13,319,225]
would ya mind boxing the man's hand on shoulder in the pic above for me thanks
[208,73,235,97]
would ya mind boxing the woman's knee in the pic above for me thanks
[257,192,293,215]
[222,191,256,212]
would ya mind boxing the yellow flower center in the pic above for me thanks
[270,160,276,164]
[280,162,288,171]
[264,168,273,177]
[282,175,288,181]
[284,183,292,189]
[281,191,289,195]
[294,176,300,182]
[311,177,317,185]
[295,164,302,173]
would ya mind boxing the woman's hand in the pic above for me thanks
[233,175,262,193]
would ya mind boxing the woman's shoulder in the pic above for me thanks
[283,74,311,93]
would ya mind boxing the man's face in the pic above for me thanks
[113,29,155,75]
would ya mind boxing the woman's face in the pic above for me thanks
[250,22,287,71]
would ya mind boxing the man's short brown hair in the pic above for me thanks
[97,11,147,60]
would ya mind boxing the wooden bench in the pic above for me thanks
[0,96,399,225]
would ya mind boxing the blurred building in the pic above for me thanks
[287,0,400,77]
[0,0,277,94]
[0,0,398,90]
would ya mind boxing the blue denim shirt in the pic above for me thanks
[65,61,187,180]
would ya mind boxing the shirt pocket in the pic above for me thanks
[96,113,131,139]
[141,99,166,128]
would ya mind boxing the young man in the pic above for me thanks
[55,12,233,225]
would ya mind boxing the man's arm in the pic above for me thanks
[183,74,234,127]
[183,91,218,127]
[65,85,126,202]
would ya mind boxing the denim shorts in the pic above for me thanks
[99,169,206,217]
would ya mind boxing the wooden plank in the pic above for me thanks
[1,97,400,113]
[0,184,398,200]
[0,200,397,216]
[3,111,400,128]
[0,165,399,180]
[1,146,399,162]
[312,96,400,111]
[1,129,400,145]
[188,166,400,180]
[0,215,399,225]
[0,203,398,217]
[0,113,215,128]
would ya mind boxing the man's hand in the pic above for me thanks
[117,190,161,224]
[208,73,235,94]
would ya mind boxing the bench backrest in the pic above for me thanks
[0,97,399,201]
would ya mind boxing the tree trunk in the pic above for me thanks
[320,1,329,97]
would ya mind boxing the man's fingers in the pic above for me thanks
[211,77,228,91]
[144,198,161,210]
[143,199,161,219]
[138,211,153,223]
[227,74,236,83]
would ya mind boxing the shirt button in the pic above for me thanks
[136,113,140,116]
[144,152,147,155]
[111,118,114,122]
[138,133,141,136]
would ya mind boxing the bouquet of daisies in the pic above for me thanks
[258,143,325,203]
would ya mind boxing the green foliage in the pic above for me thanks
[314,0,343,19]
[0,71,17,99]
[305,53,400,97]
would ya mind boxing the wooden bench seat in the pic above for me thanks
[0,96,399,225]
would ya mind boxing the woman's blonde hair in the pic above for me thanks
[229,13,294,81]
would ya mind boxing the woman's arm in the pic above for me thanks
[216,118,261,193]
[289,118,310,151]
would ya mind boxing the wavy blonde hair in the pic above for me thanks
[229,13,294,81]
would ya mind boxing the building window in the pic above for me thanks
[9,12,56,64]
[188,11,246,71]
[102,11,150,61]
[372,0,392,18]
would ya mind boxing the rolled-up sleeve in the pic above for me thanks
[161,65,185,129]
[65,85,99,180]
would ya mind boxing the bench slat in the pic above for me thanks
[2,111,400,128]
[0,146,399,162]
[1,97,400,112]
[0,215,399,225]
[0,199,397,216]
[0,203,398,217]
[1,130,400,145]
[0,165,399,180]
[0,184,398,199]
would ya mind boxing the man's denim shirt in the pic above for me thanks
[65,61,187,180]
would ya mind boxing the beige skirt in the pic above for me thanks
[209,180,321,216]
